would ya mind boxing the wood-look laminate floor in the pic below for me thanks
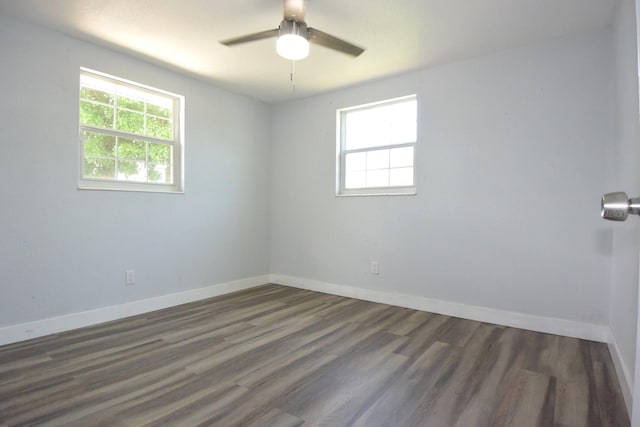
[0,284,629,427]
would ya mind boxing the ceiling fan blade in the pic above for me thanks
[283,0,306,21]
[219,29,279,46]
[308,28,365,57]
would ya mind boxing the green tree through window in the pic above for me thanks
[79,70,182,192]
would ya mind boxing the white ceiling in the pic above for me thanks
[1,0,616,104]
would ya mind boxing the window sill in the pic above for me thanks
[337,187,417,197]
[78,181,183,194]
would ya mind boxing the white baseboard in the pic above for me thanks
[607,330,634,416]
[0,275,269,346]
[1,272,631,414]
[271,275,634,413]
[270,274,610,343]
[271,274,634,416]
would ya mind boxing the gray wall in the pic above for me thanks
[270,30,613,325]
[0,18,271,326]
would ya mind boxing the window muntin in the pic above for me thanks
[79,69,183,192]
[338,95,417,196]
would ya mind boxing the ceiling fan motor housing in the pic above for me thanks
[279,19,309,39]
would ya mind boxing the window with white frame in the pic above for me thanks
[78,69,184,192]
[337,95,417,196]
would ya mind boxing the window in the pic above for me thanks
[78,69,184,193]
[337,95,417,196]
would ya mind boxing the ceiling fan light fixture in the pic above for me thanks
[277,34,309,60]
[276,20,309,60]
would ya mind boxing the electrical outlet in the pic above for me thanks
[125,269,135,285]
[371,261,379,275]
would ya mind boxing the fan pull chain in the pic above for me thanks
[290,60,296,95]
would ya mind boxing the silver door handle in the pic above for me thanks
[601,192,640,221]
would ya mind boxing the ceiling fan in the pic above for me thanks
[219,0,365,60]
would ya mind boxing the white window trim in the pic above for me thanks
[78,68,185,194]
[336,95,417,197]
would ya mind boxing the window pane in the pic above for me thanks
[345,112,378,150]
[117,160,146,181]
[367,169,389,188]
[390,146,414,168]
[367,149,389,170]
[81,75,116,98]
[148,143,172,164]
[116,109,144,135]
[83,131,115,157]
[390,167,414,186]
[148,164,173,184]
[388,100,417,145]
[81,87,114,105]
[147,116,172,139]
[80,101,114,129]
[118,138,146,160]
[345,152,366,172]
[344,98,416,150]
[84,157,115,179]
[345,170,366,189]
[117,96,144,112]
[147,103,172,119]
